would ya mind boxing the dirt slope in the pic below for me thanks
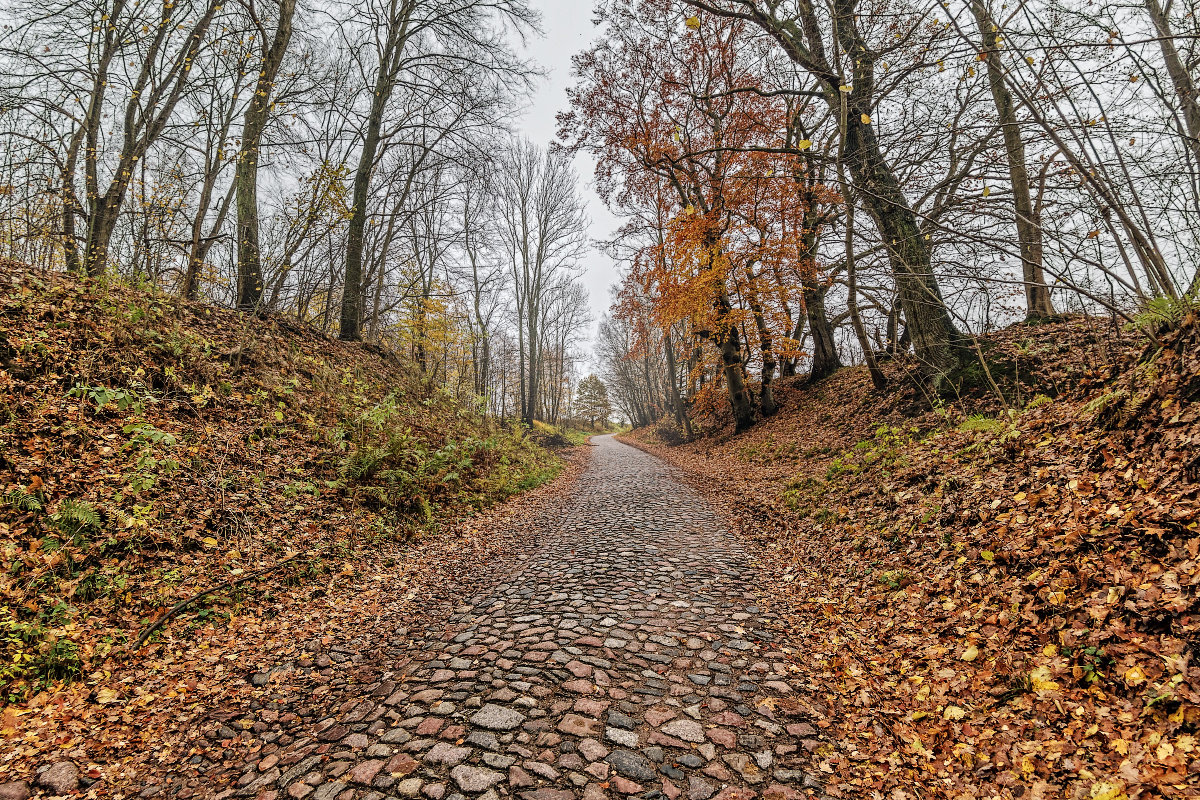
[629,316,1200,800]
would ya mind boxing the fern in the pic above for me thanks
[1131,295,1200,334]
[4,486,42,512]
[52,499,102,537]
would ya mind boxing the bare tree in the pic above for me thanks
[493,140,588,425]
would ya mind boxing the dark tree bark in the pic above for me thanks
[802,278,841,381]
[339,3,412,341]
[744,262,778,416]
[712,287,755,431]
[235,0,297,311]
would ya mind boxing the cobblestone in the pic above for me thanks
[229,436,821,799]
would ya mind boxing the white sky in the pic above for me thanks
[517,1,623,358]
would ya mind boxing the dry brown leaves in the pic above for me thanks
[630,316,1199,800]
[0,263,588,793]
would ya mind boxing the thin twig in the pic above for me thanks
[132,550,312,651]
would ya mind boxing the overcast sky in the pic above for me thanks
[517,1,623,361]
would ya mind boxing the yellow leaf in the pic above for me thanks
[860,113,871,124]
[796,139,813,151]
[96,688,121,705]
[1089,781,1128,800]
[1030,665,1059,691]
[961,644,980,662]
[839,84,853,92]
[202,537,219,548]
[685,15,700,29]
[943,705,966,720]
[981,550,995,561]
[982,186,991,197]
[1124,665,1147,686]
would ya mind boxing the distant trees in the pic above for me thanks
[575,374,613,429]
[493,140,589,425]
[0,0,592,426]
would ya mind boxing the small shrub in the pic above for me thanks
[958,414,1004,433]
[67,383,151,414]
[0,603,84,702]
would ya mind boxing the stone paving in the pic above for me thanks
[230,436,823,800]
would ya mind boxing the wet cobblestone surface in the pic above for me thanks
[225,436,822,800]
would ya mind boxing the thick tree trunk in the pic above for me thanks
[842,114,961,381]
[340,10,410,341]
[236,0,295,310]
[340,120,384,341]
[744,267,778,416]
[84,190,123,277]
[713,288,754,432]
[971,0,1054,319]
[802,278,841,381]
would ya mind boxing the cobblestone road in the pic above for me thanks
[234,436,820,800]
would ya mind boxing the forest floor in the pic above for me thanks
[626,314,1200,800]
[4,266,1198,800]
[0,265,580,796]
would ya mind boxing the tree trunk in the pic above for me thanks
[713,288,754,431]
[184,180,236,299]
[340,10,410,341]
[802,278,841,381]
[59,126,85,274]
[84,190,123,277]
[523,303,539,425]
[971,0,1054,319]
[744,265,778,416]
[838,145,887,391]
[1144,0,1200,172]
[841,115,961,381]
[234,0,294,310]
[663,327,692,437]
[340,118,385,340]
